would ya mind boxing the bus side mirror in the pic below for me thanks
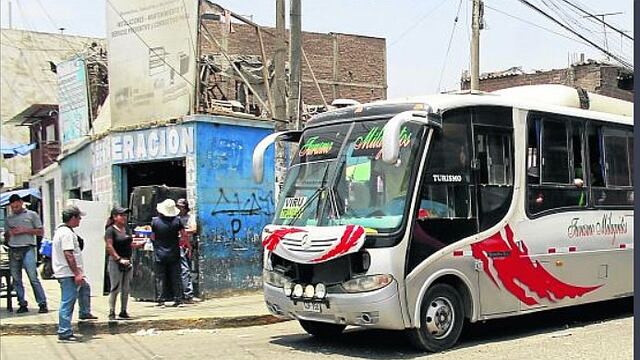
[252,130,302,183]
[382,109,439,164]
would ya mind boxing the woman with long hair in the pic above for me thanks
[104,206,143,320]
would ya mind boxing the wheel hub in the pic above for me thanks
[425,296,455,340]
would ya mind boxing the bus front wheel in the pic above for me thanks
[299,320,346,338]
[408,283,464,352]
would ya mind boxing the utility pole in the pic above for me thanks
[273,0,287,200]
[289,0,302,130]
[470,0,483,91]
[8,1,12,29]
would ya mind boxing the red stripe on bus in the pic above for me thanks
[568,246,577,252]
[547,248,556,254]
[619,244,627,249]
[453,250,464,257]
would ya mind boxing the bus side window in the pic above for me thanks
[476,129,513,231]
[591,125,634,206]
[527,114,586,215]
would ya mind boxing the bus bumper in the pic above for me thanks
[263,281,406,330]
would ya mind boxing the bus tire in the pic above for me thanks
[299,320,346,338]
[408,283,464,352]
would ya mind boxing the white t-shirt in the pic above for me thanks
[52,224,84,278]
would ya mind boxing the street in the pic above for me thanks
[0,298,632,359]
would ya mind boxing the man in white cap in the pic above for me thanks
[52,204,96,342]
[151,199,184,307]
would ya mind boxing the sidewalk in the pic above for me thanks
[0,277,285,336]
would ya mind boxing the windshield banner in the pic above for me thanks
[262,224,366,264]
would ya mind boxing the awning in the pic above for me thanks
[1,141,37,159]
[0,188,42,206]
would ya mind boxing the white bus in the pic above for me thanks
[252,85,633,352]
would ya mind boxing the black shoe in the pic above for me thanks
[118,311,131,319]
[16,305,28,314]
[58,334,82,342]
[38,304,49,314]
[79,313,98,320]
[108,311,116,321]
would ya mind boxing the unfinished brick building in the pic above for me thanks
[460,59,633,102]
[198,1,387,116]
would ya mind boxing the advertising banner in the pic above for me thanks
[57,56,90,143]
[106,0,199,128]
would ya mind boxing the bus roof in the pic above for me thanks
[307,85,632,128]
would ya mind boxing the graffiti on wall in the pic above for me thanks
[195,121,275,292]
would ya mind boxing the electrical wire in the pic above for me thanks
[515,0,633,70]
[437,0,464,92]
[558,0,632,40]
[483,2,589,45]
[388,0,450,47]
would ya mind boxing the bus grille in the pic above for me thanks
[280,237,337,253]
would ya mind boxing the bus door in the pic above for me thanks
[472,107,519,316]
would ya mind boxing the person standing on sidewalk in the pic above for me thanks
[3,194,48,314]
[151,199,184,307]
[52,205,97,342]
[104,206,145,320]
[176,198,199,304]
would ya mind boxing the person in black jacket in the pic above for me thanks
[151,199,184,307]
[104,206,145,320]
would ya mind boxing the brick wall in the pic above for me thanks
[198,10,387,107]
[460,63,633,102]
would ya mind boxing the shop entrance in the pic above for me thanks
[121,159,187,202]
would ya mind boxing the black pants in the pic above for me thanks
[155,258,183,303]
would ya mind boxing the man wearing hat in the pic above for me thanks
[151,199,184,307]
[3,193,48,313]
[52,205,96,342]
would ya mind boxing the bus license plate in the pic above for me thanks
[303,302,322,313]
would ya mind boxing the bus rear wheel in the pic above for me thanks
[408,283,464,352]
[299,320,346,338]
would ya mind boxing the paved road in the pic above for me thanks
[0,298,632,360]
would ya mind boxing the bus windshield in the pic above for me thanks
[274,119,425,233]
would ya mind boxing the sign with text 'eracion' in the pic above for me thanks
[111,125,194,164]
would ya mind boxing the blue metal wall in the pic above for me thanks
[194,120,275,294]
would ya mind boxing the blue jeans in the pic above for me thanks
[180,248,193,299]
[9,246,47,307]
[57,277,91,337]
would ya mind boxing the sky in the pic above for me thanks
[0,0,633,98]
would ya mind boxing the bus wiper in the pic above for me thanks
[286,163,331,226]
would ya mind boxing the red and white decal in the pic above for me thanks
[471,225,601,306]
[261,224,366,264]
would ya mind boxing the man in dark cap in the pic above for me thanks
[4,193,48,313]
[52,204,96,342]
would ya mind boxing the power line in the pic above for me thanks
[388,0,450,47]
[105,0,195,88]
[437,0,464,92]
[515,0,633,70]
[559,0,632,40]
[33,0,84,54]
[483,3,589,46]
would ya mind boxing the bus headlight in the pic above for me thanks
[283,281,293,296]
[304,284,315,298]
[315,283,327,299]
[342,274,394,293]
[293,284,304,297]
[263,270,286,288]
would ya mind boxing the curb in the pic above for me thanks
[0,314,288,336]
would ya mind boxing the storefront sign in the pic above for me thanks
[111,125,194,163]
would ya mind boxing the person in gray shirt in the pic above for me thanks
[3,194,48,313]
